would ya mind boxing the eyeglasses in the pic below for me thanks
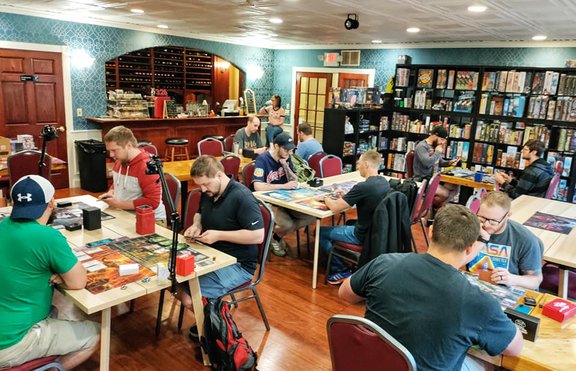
[477,212,508,226]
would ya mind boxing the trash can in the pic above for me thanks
[75,139,108,192]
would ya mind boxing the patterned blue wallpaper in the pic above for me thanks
[2,12,576,130]
[0,13,274,130]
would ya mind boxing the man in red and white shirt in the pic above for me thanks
[100,125,166,220]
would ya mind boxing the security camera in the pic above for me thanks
[344,14,359,30]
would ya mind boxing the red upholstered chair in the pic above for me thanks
[241,161,256,190]
[5,355,64,371]
[545,174,561,199]
[7,150,52,188]
[319,154,342,178]
[409,179,427,252]
[182,189,202,231]
[416,174,441,247]
[223,134,235,152]
[405,150,415,178]
[138,141,159,156]
[220,154,241,181]
[465,194,481,214]
[161,173,181,229]
[477,187,488,198]
[325,241,363,284]
[197,137,223,157]
[327,315,416,371]
[308,151,326,176]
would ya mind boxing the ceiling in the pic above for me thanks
[1,0,576,48]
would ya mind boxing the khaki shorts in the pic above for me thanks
[0,318,100,368]
[273,206,316,235]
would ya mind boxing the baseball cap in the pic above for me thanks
[273,132,296,151]
[430,125,448,139]
[10,175,55,220]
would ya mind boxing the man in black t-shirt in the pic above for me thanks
[339,205,523,371]
[320,150,390,284]
[178,156,264,309]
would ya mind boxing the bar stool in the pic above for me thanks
[164,138,190,162]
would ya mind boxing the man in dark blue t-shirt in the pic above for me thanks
[320,150,390,284]
[253,133,315,257]
[339,205,523,371]
[179,155,264,307]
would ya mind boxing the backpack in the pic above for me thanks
[201,298,257,371]
[290,154,315,183]
[390,178,419,216]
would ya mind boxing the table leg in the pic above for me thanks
[180,180,188,223]
[558,268,569,299]
[99,307,111,371]
[188,277,210,366]
[312,218,321,289]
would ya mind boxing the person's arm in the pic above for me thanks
[324,196,351,214]
[234,131,245,151]
[55,261,87,290]
[279,158,298,182]
[196,228,264,245]
[258,106,269,115]
[339,277,365,304]
[184,213,203,239]
[502,328,524,357]
[490,268,542,290]
[414,142,442,168]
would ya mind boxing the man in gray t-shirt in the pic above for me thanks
[471,191,543,290]
[234,115,266,155]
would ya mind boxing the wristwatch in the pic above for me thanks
[477,236,489,244]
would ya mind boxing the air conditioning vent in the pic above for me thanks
[340,50,361,66]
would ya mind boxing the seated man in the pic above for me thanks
[180,155,264,305]
[0,175,100,369]
[253,132,315,257]
[320,150,390,284]
[296,122,323,161]
[473,191,543,290]
[413,125,459,206]
[494,139,553,199]
[233,115,267,155]
[100,125,166,220]
[339,204,523,370]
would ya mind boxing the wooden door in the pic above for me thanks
[338,73,369,88]
[0,48,68,188]
[294,72,332,144]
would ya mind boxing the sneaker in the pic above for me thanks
[270,239,288,257]
[189,325,199,341]
[327,270,352,285]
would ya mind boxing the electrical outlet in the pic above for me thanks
[76,108,83,117]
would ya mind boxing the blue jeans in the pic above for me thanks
[319,225,361,274]
[265,125,283,146]
[195,263,253,299]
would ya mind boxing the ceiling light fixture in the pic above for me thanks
[468,5,487,13]
[157,24,169,29]
[372,39,382,44]
[344,14,359,30]
[130,9,144,14]
[269,17,283,24]
[406,27,420,33]
[532,35,547,41]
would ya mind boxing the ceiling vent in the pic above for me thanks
[340,50,361,66]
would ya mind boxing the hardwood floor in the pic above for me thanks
[53,188,429,371]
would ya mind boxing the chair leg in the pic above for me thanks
[129,299,135,313]
[420,218,430,247]
[331,215,336,225]
[156,288,166,337]
[296,228,301,258]
[325,246,334,284]
[306,225,310,256]
[230,293,239,308]
[252,288,270,331]
[184,147,190,160]
[177,303,185,331]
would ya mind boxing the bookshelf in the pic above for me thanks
[392,63,576,203]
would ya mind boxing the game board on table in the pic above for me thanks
[462,272,526,310]
[523,211,576,235]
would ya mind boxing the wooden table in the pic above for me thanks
[440,173,495,191]
[10,195,236,370]
[510,195,576,299]
[254,172,374,289]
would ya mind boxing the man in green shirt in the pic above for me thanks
[0,175,100,369]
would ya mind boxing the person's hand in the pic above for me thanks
[494,172,510,185]
[286,180,299,189]
[449,157,460,166]
[196,230,220,245]
[435,143,445,153]
[491,267,512,286]
[184,224,201,240]
[100,196,121,208]
[49,273,63,286]
[98,191,113,200]
[279,158,288,166]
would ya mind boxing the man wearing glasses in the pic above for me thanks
[472,191,543,289]
[494,139,553,199]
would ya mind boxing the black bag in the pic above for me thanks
[201,298,257,371]
[391,178,419,215]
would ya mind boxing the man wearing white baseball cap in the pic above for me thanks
[0,175,100,369]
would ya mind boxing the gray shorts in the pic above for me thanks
[0,318,100,368]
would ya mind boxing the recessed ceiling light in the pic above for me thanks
[468,5,487,13]
[157,24,169,29]
[532,35,547,41]
[130,9,144,14]
[372,39,382,44]
[269,17,283,24]
[406,27,420,33]
[269,33,278,37]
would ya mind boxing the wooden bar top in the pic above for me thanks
[87,115,247,125]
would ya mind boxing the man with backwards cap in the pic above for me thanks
[0,175,100,369]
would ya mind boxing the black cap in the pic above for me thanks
[430,125,448,139]
[273,132,296,150]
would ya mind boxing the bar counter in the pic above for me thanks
[88,116,247,157]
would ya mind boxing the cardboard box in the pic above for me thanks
[542,299,576,322]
